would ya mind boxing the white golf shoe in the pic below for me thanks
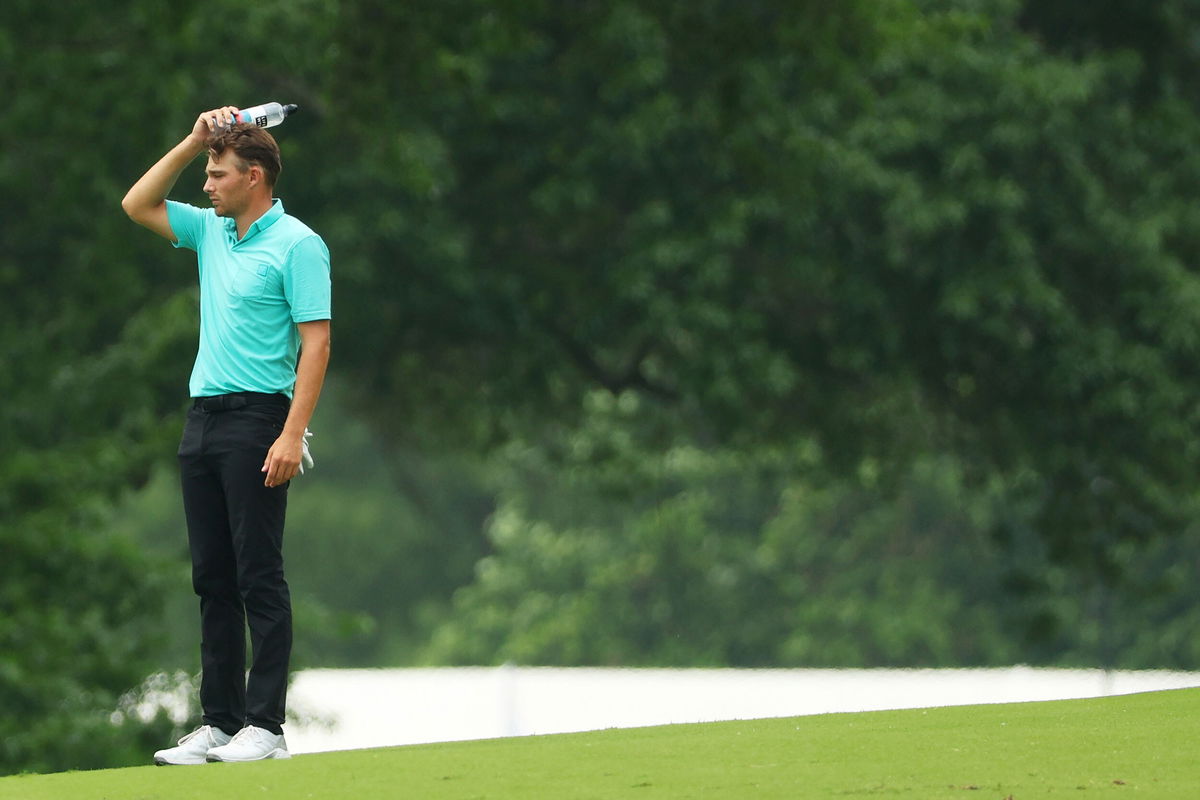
[154,725,233,765]
[206,725,291,762]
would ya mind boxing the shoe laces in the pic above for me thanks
[178,725,217,746]
[230,726,267,745]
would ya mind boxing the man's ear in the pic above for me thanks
[247,163,263,187]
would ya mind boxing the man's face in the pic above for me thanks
[203,151,252,218]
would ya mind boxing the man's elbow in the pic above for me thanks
[121,191,145,222]
[314,331,332,361]
[121,191,160,225]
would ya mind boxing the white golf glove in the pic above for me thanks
[299,428,314,474]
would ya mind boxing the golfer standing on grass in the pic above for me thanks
[122,105,331,764]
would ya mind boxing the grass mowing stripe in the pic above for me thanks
[2,688,1197,799]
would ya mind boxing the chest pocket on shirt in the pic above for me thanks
[233,263,273,301]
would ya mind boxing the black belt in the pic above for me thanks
[192,391,290,412]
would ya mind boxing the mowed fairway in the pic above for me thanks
[3,688,1197,799]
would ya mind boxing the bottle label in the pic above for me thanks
[255,115,268,127]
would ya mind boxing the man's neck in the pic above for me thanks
[235,196,275,240]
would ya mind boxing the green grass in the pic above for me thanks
[3,688,1198,799]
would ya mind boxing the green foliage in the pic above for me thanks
[322,0,882,447]
[427,428,1200,669]
[0,505,175,774]
[422,389,1015,667]
[321,0,1200,571]
[317,0,1200,670]
[1019,0,1200,105]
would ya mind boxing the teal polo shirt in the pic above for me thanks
[166,198,331,398]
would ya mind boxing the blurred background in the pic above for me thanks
[6,0,1200,775]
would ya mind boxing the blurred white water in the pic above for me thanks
[283,666,1200,754]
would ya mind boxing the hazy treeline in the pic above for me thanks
[5,0,1200,774]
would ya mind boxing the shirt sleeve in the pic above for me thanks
[166,200,208,251]
[284,234,332,322]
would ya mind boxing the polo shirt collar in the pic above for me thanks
[225,198,285,244]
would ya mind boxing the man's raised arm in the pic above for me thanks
[121,106,239,241]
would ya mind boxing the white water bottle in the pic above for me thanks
[231,102,299,129]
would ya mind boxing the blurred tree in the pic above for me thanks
[1018,0,1200,105]
[424,441,1026,668]
[425,395,1200,669]
[321,0,1200,576]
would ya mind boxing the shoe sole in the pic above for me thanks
[206,750,291,763]
[154,756,207,766]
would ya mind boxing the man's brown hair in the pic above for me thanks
[208,123,282,188]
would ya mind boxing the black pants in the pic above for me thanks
[178,392,292,737]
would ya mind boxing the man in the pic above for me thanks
[122,106,331,764]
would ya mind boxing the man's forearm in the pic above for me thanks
[262,320,330,487]
[283,331,331,438]
[121,134,206,225]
